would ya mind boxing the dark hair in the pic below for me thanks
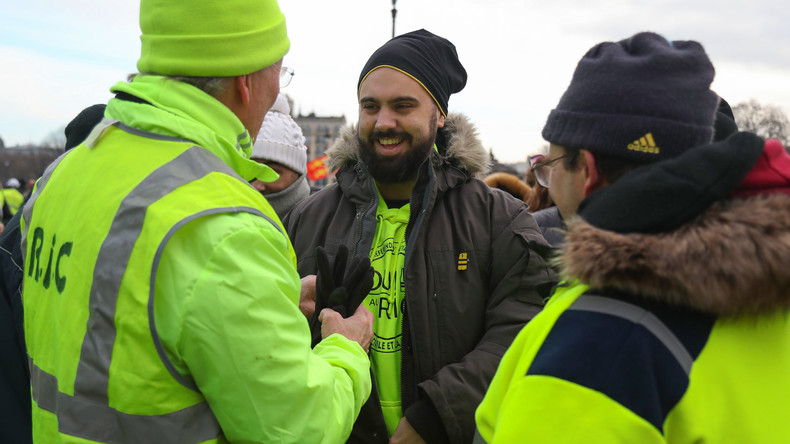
[524,167,554,212]
[560,145,651,184]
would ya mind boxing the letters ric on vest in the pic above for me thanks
[28,227,73,293]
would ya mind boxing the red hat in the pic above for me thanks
[732,139,790,197]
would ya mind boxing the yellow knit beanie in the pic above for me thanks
[137,0,290,76]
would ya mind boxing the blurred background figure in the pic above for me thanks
[0,101,107,444]
[483,150,555,214]
[21,179,36,198]
[5,178,20,190]
[64,104,107,150]
[527,151,564,247]
[1,179,24,225]
[251,93,312,218]
[483,171,531,201]
[524,152,554,213]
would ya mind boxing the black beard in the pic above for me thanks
[358,118,438,185]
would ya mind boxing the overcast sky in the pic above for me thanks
[1,0,787,163]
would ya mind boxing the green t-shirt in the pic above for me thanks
[365,192,409,437]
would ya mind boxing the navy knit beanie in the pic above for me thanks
[714,97,739,142]
[542,32,718,162]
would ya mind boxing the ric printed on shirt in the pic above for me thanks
[367,236,406,354]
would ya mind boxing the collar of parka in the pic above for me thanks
[558,193,790,318]
[326,113,491,180]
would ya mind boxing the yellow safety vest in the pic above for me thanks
[2,187,25,216]
[23,120,286,443]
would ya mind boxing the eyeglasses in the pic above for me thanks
[529,153,569,188]
[279,66,295,88]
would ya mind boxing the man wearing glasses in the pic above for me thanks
[526,94,740,249]
[474,32,788,443]
[21,0,374,442]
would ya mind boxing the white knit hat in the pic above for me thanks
[253,93,308,175]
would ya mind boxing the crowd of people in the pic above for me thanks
[2,0,789,443]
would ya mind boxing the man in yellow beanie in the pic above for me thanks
[21,1,374,442]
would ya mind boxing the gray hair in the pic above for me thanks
[169,76,232,98]
[128,73,232,99]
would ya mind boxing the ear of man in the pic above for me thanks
[581,149,608,196]
[213,75,248,111]
[236,74,253,105]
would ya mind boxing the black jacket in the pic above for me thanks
[0,209,32,444]
[532,206,565,247]
[285,114,556,443]
[0,104,104,444]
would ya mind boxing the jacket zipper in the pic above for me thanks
[400,159,435,412]
[351,165,377,259]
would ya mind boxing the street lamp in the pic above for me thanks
[391,0,397,38]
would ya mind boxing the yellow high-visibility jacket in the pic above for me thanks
[23,75,370,443]
[477,185,790,443]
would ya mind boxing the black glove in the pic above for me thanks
[310,244,374,347]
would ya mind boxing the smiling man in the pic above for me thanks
[284,29,555,443]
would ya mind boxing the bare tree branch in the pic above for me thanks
[733,99,790,146]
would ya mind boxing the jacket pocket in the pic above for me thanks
[426,249,489,366]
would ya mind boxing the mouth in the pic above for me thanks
[375,136,405,155]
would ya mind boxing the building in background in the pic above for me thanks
[0,145,62,191]
[293,111,345,188]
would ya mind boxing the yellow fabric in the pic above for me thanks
[25,124,367,442]
[489,376,662,443]
[155,213,370,442]
[25,130,219,441]
[475,282,588,442]
[477,281,790,443]
[25,73,368,443]
[665,314,790,442]
[138,0,289,76]
[365,193,410,437]
[2,188,24,215]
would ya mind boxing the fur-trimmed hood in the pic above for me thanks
[325,113,490,179]
[483,172,532,202]
[559,193,790,317]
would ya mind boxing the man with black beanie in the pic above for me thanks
[476,32,790,443]
[285,29,555,443]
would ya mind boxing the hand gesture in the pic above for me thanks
[319,304,374,352]
[310,244,374,346]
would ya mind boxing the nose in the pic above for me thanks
[251,180,266,193]
[375,108,397,131]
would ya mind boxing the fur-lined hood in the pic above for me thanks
[325,113,490,178]
[558,193,790,317]
[483,172,532,202]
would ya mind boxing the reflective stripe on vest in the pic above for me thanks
[23,121,282,442]
[569,295,693,374]
[149,206,279,391]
